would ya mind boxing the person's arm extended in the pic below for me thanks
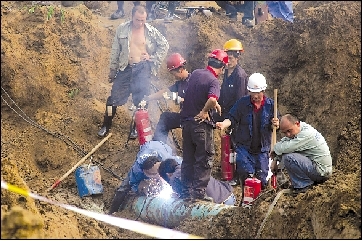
[144,88,168,101]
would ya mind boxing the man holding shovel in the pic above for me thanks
[216,73,280,190]
[270,114,332,194]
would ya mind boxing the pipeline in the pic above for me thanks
[124,195,236,228]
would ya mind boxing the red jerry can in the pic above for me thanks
[242,176,262,207]
[220,134,236,181]
[134,108,153,146]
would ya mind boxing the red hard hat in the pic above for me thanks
[209,49,229,65]
[167,53,186,71]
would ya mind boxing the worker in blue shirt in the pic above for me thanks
[143,53,190,145]
[216,73,280,190]
[107,140,181,214]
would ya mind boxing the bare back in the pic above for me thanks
[129,28,147,64]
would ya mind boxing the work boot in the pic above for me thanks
[164,13,174,22]
[242,18,254,28]
[97,126,109,138]
[108,190,128,215]
[110,10,125,20]
[228,178,239,186]
[97,111,114,138]
[129,127,138,139]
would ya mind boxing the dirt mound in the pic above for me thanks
[1,1,361,239]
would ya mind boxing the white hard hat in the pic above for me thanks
[247,73,267,92]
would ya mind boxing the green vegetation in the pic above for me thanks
[28,6,36,13]
[60,9,65,23]
[68,88,79,99]
[47,6,54,20]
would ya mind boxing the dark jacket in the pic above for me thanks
[218,65,248,120]
[227,95,280,153]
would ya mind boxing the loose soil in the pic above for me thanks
[1,1,361,239]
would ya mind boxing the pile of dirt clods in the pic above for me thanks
[1,1,360,239]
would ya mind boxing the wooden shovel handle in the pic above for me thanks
[271,89,278,150]
[46,133,112,192]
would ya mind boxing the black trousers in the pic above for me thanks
[181,120,215,198]
[153,111,181,144]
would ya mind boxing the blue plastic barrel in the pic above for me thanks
[75,164,103,198]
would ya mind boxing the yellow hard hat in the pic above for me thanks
[223,39,244,52]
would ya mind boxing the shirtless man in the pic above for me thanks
[98,5,169,138]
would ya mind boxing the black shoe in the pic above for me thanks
[242,19,254,28]
[110,10,125,20]
[129,128,138,139]
[228,178,240,186]
[289,185,313,195]
[97,126,109,138]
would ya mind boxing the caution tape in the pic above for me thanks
[1,180,204,239]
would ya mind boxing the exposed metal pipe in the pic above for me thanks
[124,195,236,228]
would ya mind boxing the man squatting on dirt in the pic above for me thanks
[98,5,169,138]
[179,49,229,201]
[143,53,190,145]
[270,114,332,194]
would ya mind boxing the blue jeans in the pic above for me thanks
[280,153,329,189]
[235,146,269,187]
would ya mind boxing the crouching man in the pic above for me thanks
[270,114,332,195]
[108,140,181,215]
[159,159,236,205]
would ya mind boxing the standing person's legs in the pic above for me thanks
[181,121,195,199]
[110,1,125,19]
[235,147,256,186]
[146,1,156,20]
[224,3,237,20]
[153,112,181,144]
[98,67,132,137]
[164,1,176,22]
[254,152,270,188]
[167,1,176,16]
[241,1,255,27]
[192,122,214,199]
[132,1,140,6]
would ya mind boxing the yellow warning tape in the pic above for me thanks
[1,180,204,239]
